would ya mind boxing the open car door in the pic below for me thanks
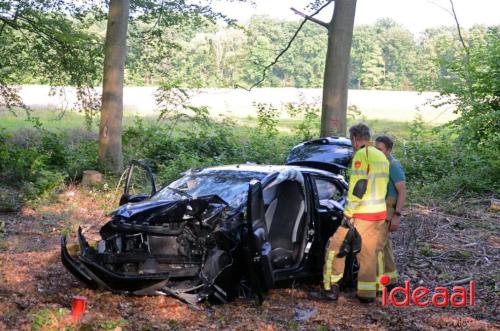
[119,160,157,205]
[243,180,273,303]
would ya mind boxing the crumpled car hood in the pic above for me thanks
[111,199,181,221]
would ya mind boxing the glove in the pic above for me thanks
[351,227,361,255]
[341,216,353,228]
[337,220,362,258]
[337,227,354,257]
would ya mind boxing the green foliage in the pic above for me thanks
[123,103,299,185]
[2,107,496,205]
[286,101,320,140]
[374,19,418,90]
[417,242,433,257]
[2,6,496,93]
[414,25,499,149]
[350,25,385,88]
[392,25,500,201]
[0,127,98,201]
[414,26,460,91]
[98,318,127,330]
[0,1,103,113]
[435,27,499,147]
[255,102,279,137]
[401,26,500,201]
[130,16,496,92]
[125,4,232,87]
[394,118,500,201]
[124,16,496,91]
[0,0,239,121]
[29,307,70,331]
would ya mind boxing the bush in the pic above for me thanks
[122,106,300,185]
[394,119,500,201]
[0,127,98,202]
[1,104,299,204]
[286,101,320,141]
[3,103,498,207]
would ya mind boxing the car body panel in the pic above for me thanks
[286,136,353,175]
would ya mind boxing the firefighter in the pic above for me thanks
[375,135,406,288]
[313,123,389,303]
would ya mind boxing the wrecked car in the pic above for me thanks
[61,137,355,305]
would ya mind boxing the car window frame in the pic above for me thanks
[310,174,345,209]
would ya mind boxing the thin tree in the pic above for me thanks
[244,0,357,137]
[322,0,357,137]
[97,1,245,173]
[99,0,130,173]
[295,0,357,137]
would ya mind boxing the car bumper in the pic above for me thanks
[60,228,172,294]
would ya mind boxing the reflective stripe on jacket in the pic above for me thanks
[344,146,389,220]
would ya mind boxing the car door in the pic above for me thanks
[310,175,358,287]
[243,179,273,303]
[309,175,346,269]
[119,160,157,205]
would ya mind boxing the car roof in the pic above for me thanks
[191,164,343,180]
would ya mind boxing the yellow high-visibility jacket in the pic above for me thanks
[344,145,389,221]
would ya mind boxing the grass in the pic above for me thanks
[0,109,157,132]
[1,108,428,141]
[357,118,417,139]
[0,109,91,131]
[30,307,70,330]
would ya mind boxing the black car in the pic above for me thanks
[61,137,355,305]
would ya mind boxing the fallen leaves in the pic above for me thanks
[0,188,498,330]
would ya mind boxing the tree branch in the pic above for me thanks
[237,0,334,91]
[141,0,165,41]
[449,0,469,57]
[428,0,473,101]
[449,0,473,100]
[291,7,329,28]
[0,6,19,37]
[426,0,453,16]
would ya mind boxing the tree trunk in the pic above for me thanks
[98,0,130,173]
[320,0,357,137]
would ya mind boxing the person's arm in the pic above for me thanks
[390,180,406,232]
[394,181,406,214]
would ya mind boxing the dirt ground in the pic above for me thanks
[0,187,498,330]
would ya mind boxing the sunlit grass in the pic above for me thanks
[1,108,434,142]
[0,109,159,132]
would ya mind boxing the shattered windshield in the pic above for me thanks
[150,170,267,208]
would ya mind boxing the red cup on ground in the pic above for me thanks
[71,295,87,320]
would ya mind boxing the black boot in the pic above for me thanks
[356,295,375,304]
[309,285,339,301]
[385,283,397,293]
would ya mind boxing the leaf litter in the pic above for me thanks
[0,188,498,330]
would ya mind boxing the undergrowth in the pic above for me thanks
[0,104,498,209]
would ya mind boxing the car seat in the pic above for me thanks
[264,180,305,269]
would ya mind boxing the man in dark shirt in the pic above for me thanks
[375,135,406,287]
